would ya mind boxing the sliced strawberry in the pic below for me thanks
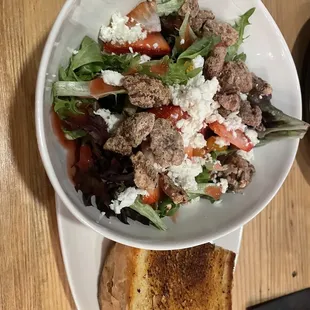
[142,187,161,205]
[89,78,124,99]
[127,1,161,33]
[148,106,188,126]
[205,186,222,201]
[103,33,171,57]
[209,122,254,152]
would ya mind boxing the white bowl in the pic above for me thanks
[36,0,301,250]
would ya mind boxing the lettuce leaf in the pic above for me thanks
[178,35,221,61]
[54,97,84,120]
[101,53,141,73]
[59,37,142,81]
[157,197,180,218]
[59,36,104,81]
[130,199,167,230]
[248,96,309,144]
[156,0,185,16]
[162,62,201,85]
[195,167,211,183]
[63,128,86,140]
[138,36,219,85]
[187,183,219,202]
[226,8,256,62]
[138,56,201,85]
[172,12,197,59]
[53,81,127,98]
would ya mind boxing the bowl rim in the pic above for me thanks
[36,0,301,250]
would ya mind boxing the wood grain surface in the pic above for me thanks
[0,0,310,309]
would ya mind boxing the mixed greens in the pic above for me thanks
[52,0,309,231]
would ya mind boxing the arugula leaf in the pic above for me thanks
[130,198,167,231]
[74,63,104,81]
[172,12,197,59]
[178,35,221,61]
[138,57,201,85]
[156,0,185,16]
[63,128,86,140]
[54,97,84,120]
[195,167,211,183]
[226,8,256,62]
[162,62,201,85]
[60,36,104,82]
[102,53,141,73]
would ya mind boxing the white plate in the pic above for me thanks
[36,0,301,250]
[56,195,243,310]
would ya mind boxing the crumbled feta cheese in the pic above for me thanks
[171,76,220,147]
[73,49,79,55]
[94,108,123,132]
[237,149,254,162]
[224,112,246,132]
[239,92,248,101]
[180,38,185,45]
[190,133,207,148]
[245,129,259,145]
[215,137,230,147]
[218,178,228,194]
[109,187,147,214]
[99,12,147,45]
[139,54,151,64]
[101,70,124,86]
[167,156,206,191]
[129,46,134,53]
[206,111,246,132]
[153,43,159,48]
[192,55,205,69]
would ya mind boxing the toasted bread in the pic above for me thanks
[98,243,235,310]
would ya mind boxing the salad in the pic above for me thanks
[52,0,309,231]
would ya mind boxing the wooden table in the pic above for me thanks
[1,0,310,309]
